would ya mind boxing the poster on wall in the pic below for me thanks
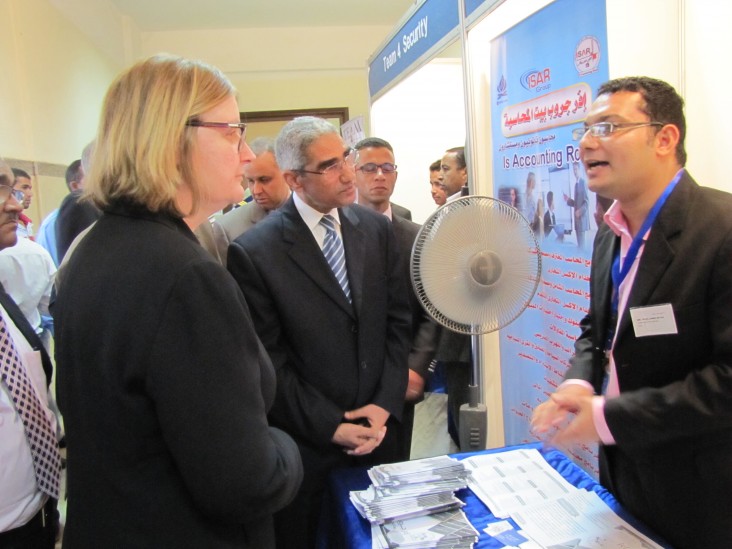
[489,0,609,475]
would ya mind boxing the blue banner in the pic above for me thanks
[368,0,459,98]
[488,0,609,476]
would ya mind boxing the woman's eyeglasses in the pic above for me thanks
[186,120,248,150]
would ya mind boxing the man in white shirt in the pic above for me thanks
[0,159,61,547]
[11,168,34,239]
[0,235,56,352]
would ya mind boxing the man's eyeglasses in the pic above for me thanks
[357,162,397,174]
[298,149,356,178]
[0,184,24,207]
[186,120,248,150]
[572,121,663,141]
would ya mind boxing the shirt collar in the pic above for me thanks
[604,200,626,238]
[603,168,685,239]
[293,191,341,230]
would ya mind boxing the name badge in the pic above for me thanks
[630,303,678,337]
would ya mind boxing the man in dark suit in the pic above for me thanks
[228,117,411,548]
[436,145,472,447]
[532,77,732,548]
[55,147,101,263]
[353,136,439,459]
[0,160,60,547]
[390,201,412,220]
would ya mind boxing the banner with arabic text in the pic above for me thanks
[488,0,609,476]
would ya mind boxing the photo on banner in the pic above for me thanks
[488,0,609,476]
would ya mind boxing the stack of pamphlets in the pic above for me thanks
[370,509,480,549]
[350,456,479,548]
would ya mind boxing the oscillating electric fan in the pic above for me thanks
[411,196,542,450]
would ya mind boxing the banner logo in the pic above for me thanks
[574,36,601,75]
[520,68,552,92]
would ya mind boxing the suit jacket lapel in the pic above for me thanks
[592,225,617,350]
[281,199,355,318]
[251,203,268,225]
[340,207,364,317]
[615,172,690,343]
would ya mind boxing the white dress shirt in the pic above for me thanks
[0,306,56,531]
[293,192,344,248]
[0,237,57,334]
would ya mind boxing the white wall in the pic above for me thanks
[371,58,466,224]
[682,0,732,190]
[141,25,396,131]
[1,0,121,220]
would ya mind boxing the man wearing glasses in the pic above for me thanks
[0,160,61,548]
[531,77,732,548]
[353,137,439,460]
[228,117,411,548]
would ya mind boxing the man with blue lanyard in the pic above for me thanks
[531,77,732,549]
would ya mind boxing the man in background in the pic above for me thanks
[429,159,446,207]
[0,158,61,547]
[36,159,84,266]
[440,146,468,201]
[0,222,56,352]
[228,117,411,548]
[354,136,439,459]
[55,143,101,263]
[217,136,290,243]
[532,76,732,548]
[11,168,34,239]
[435,145,472,446]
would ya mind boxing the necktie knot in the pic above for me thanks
[320,214,336,232]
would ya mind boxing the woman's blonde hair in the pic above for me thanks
[86,54,236,217]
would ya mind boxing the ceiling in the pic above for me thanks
[107,0,419,31]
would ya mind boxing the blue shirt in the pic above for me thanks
[35,208,59,267]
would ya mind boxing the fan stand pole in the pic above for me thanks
[458,333,487,451]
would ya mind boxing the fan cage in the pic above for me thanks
[411,196,542,335]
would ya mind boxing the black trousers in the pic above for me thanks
[0,498,58,549]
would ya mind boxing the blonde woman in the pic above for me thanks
[53,55,302,548]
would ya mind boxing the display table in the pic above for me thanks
[318,442,670,548]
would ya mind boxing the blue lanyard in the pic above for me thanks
[610,170,683,314]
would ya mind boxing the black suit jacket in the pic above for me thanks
[565,171,732,548]
[391,215,438,380]
[391,202,412,221]
[55,190,102,263]
[0,282,53,386]
[228,198,411,454]
[54,201,302,548]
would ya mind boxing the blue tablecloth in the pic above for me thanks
[319,442,671,548]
